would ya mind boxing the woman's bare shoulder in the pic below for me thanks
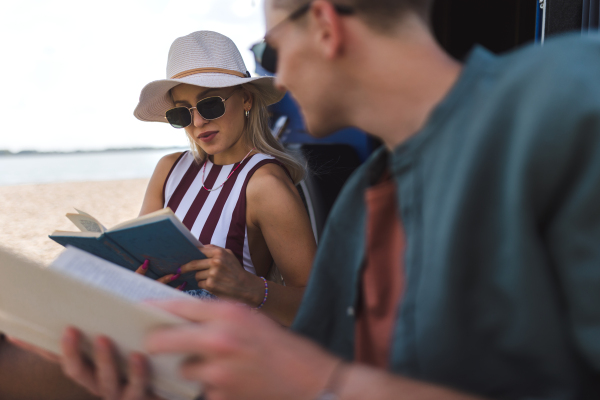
[246,162,302,222]
[155,151,186,174]
[140,151,188,216]
[247,162,295,197]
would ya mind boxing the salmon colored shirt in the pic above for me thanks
[354,174,405,368]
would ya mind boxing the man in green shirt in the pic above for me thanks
[13,0,600,399]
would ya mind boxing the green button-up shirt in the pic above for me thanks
[293,34,600,399]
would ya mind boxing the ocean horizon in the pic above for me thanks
[0,148,188,186]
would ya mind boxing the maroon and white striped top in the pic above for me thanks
[163,151,282,275]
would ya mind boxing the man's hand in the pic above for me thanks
[146,299,341,400]
[60,327,163,400]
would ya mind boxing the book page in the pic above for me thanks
[50,230,100,237]
[110,208,202,247]
[75,208,104,222]
[0,245,201,400]
[109,208,172,231]
[49,246,189,303]
[66,212,106,234]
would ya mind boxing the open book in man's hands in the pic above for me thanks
[49,208,205,290]
[0,245,201,400]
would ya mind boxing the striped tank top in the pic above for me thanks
[163,151,282,275]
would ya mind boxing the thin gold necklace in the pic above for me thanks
[201,148,255,192]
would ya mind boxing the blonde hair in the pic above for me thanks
[182,84,305,184]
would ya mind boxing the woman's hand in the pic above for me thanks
[135,260,186,291]
[60,327,164,400]
[180,245,264,305]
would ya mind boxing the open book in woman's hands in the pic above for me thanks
[49,208,205,290]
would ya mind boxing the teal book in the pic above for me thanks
[49,208,205,290]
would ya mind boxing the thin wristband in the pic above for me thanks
[254,276,268,309]
[314,361,348,400]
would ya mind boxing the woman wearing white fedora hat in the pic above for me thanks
[133,30,316,327]
[0,31,317,400]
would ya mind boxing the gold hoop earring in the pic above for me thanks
[245,110,250,118]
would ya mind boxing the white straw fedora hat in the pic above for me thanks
[134,31,284,123]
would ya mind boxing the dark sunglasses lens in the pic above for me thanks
[197,97,226,120]
[251,41,277,74]
[165,107,191,128]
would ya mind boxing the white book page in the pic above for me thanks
[49,246,189,303]
[66,213,106,233]
[109,208,172,230]
[0,246,201,400]
[110,208,203,247]
[75,208,108,230]
[50,230,100,238]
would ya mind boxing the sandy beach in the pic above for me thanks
[0,179,150,265]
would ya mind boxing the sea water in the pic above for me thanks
[0,149,187,186]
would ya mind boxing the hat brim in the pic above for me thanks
[133,73,285,123]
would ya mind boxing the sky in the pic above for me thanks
[0,0,267,152]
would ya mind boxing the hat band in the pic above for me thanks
[170,67,247,79]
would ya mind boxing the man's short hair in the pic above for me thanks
[273,0,434,32]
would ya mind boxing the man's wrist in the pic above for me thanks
[313,361,349,400]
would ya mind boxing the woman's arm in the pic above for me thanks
[179,163,316,326]
[245,163,317,325]
[138,152,183,217]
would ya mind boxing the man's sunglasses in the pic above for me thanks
[165,92,237,129]
[250,2,354,74]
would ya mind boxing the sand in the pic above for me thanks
[0,179,150,265]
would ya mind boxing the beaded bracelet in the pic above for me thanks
[255,277,269,309]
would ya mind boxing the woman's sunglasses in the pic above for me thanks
[165,92,237,129]
[250,3,354,74]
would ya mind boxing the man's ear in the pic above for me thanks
[310,0,346,60]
